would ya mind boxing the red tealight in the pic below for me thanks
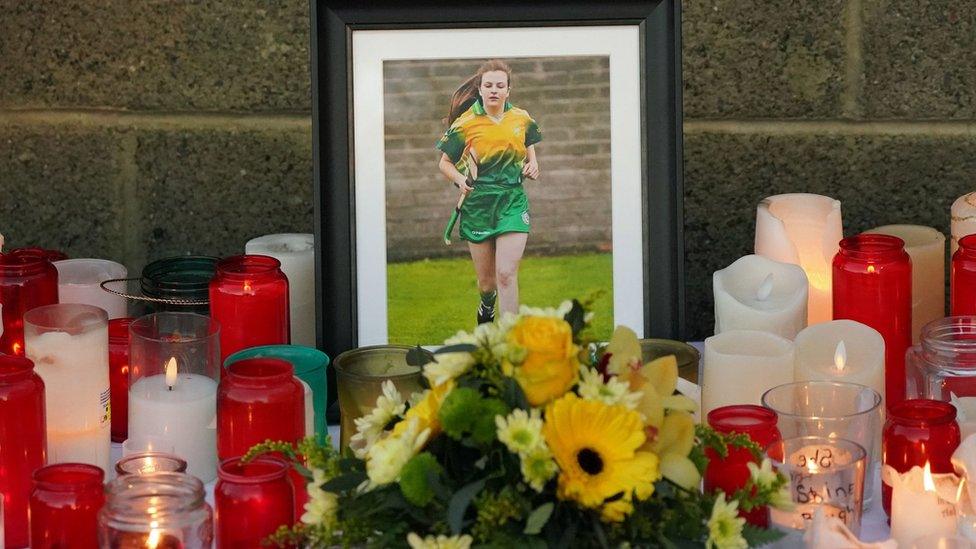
[215,457,295,548]
[0,248,58,356]
[109,318,136,442]
[30,463,105,548]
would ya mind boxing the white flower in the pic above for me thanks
[406,532,474,549]
[365,418,430,489]
[424,351,475,387]
[518,300,574,319]
[495,408,544,455]
[348,380,406,458]
[577,366,642,410]
[746,458,778,489]
[520,445,558,492]
[706,493,747,549]
[301,468,339,528]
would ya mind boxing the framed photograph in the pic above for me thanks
[313,1,684,357]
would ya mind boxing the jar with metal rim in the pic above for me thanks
[98,472,213,548]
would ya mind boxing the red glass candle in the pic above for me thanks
[703,405,781,527]
[0,355,47,548]
[952,235,976,315]
[833,234,912,407]
[0,249,58,356]
[215,457,295,548]
[109,318,135,443]
[16,247,69,263]
[209,255,289,364]
[881,399,960,516]
[30,463,105,548]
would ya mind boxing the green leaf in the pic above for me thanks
[742,523,786,546]
[523,503,554,535]
[435,343,478,354]
[500,376,529,410]
[407,345,433,366]
[447,477,486,534]
[322,471,367,492]
[564,299,587,336]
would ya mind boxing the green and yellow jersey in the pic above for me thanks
[436,99,542,186]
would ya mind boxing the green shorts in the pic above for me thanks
[459,183,530,243]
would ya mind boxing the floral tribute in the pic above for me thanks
[246,300,791,548]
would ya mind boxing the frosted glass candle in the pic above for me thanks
[246,234,315,347]
[701,330,795,417]
[794,320,886,403]
[713,254,808,339]
[128,313,220,482]
[24,304,111,472]
[865,225,946,344]
[755,193,843,325]
[54,258,128,319]
[952,192,976,254]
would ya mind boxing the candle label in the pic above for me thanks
[100,387,111,426]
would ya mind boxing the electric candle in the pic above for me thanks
[887,464,960,548]
[210,255,290,364]
[865,225,945,344]
[755,193,843,325]
[952,192,976,254]
[712,254,808,339]
[54,258,128,319]
[24,304,111,471]
[701,330,795,417]
[246,234,315,347]
[793,320,885,403]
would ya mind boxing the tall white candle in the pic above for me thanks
[755,193,843,325]
[54,258,129,319]
[25,308,111,472]
[713,254,808,339]
[702,330,795,417]
[865,225,945,345]
[952,192,976,254]
[887,464,959,548]
[794,320,885,403]
[128,357,218,482]
[246,234,315,347]
[298,377,314,438]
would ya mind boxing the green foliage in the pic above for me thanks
[471,398,509,445]
[439,387,483,439]
[472,486,531,541]
[399,452,444,506]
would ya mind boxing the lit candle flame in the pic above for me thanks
[756,273,774,302]
[243,279,253,293]
[867,264,876,274]
[923,462,936,492]
[834,341,847,373]
[165,357,177,391]
[147,527,162,548]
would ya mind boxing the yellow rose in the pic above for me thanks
[507,316,579,406]
[394,380,454,438]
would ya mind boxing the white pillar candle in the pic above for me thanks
[701,330,795,417]
[246,234,315,347]
[128,357,218,482]
[25,306,111,472]
[755,193,843,325]
[865,225,946,345]
[713,254,808,339]
[298,377,314,438]
[952,192,976,255]
[794,320,886,403]
[887,464,960,548]
[54,258,129,319]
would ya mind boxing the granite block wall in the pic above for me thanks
[1,1,975,339]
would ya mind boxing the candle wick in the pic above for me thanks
[168,386,173,391]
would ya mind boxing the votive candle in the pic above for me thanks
[701,330,795,417]
[713,254,808,339]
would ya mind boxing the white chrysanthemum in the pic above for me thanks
[444,329,477,346]
[518,300,574,319]
[301,468,339,528]
[706,493,747,549]
[424,351,475,387]
[365,418,430,489]
[520,445,558,492]
[406,532,474,549]
[495,408,544,455]
[348,380,406,458]
[577,366,642,410]
[747,458,778,489]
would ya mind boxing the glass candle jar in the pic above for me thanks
[140,256,218,316]
[245,234,316,347]
[99,472,212,548]
[639,338,701,384]
[109,318,135,443]
[17,247,69,263]
[128,312,220,483]
[209,255,290,365]
[25,303,111,472]
[115,452,188,476]
[0,355,47,548]
[0,248,59,356]
[703,405,782,527]
[30,463,105,548]
[215,457,295,548]
[881,399,961,517]
[907,317,976,403]
[833,234,912,408]
[54,258,128,319]
[952,235,976,316]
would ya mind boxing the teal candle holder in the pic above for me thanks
[225,344,331,444]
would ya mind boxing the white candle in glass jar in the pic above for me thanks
[755,193,843,325]
[887,464,959,548]
[952,192,976,255]
[864,225,945,345]
[26,321,111,472]
[794,320,885,403]
[54,258,129,319]
[246,234,315,347]
[128,358,218,482]
[713,254,808,339]
[701,330,795,417]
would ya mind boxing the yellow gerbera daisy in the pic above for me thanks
[543,393,661,512]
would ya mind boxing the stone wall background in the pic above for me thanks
[2,1,975,339]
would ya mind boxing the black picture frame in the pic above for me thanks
[312,0,685,363]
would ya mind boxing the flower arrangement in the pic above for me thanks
[247,300,791,548]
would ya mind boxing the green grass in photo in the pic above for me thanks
[387,252,613,345]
